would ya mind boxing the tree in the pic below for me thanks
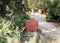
[0,0,10,17]
[0,0,26,18]
[27,0,38,10]
[43,0,60,22]
[0,0,30,43]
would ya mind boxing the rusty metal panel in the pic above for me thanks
[24,18,38,32]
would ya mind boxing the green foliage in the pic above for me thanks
[0,14,30,42]
[0,17,15,37]
[43,0,60,22]
[8,0,23,14]
[27,0,39,10]
[13,14,30,29]
[0,0,30,42]
[0,17,14,43]
[0,0,26,17]
[0,35,7,43]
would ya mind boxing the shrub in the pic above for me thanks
[0,14,30,43]
[43,0,60,22]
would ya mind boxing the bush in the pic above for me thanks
[0,0,30,42]
[43,0,60,22]
[0,14,30,43]
[0,36,7,43]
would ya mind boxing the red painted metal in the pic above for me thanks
[39,9,44,14]
[41,10,44,14]
[24,18,38,32]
